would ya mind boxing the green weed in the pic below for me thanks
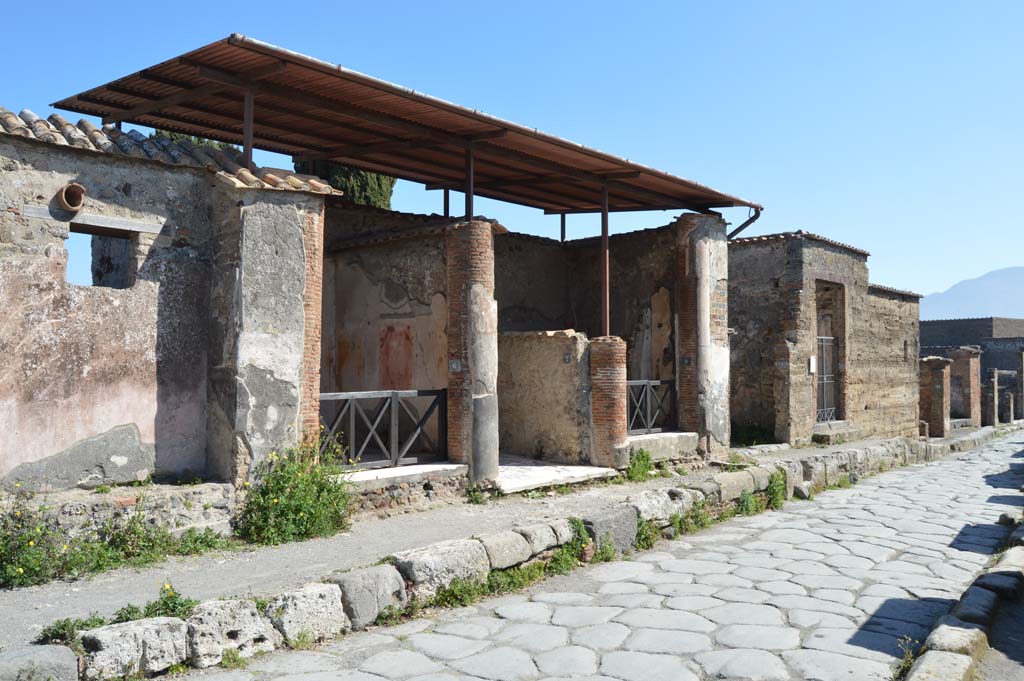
[625,450,653,482]
[219,648,247,669]
[767,471,787,510]
[635,518,660,550]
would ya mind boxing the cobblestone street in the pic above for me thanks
[180,434,1024,681]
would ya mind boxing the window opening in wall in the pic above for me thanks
[65,224,134,289]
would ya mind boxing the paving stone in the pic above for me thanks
[408,633,490,660]
[756,580,807,596]
[600,651,699,681]
[449,647,538,681]
[770,595,863,619]
[433,617,505,640]
[601,593,663,608]
[625,628,712,656]
[788,609,855,629]
[328,564,409,630]
[392,539,490,601]
[924,615,988,657]
[904,650,974,681]
[477,531,533,570]
[855,596,951,626]
[550,605,623,627]
[779,561,841,576]
[493,623,568,653]
[695,649,789,680]
[803,627,901,662]
[0,645,79,681]
[361,649,445,678]
[597,582,648,594]
[651,583,720,597]
[782,648,894,680]
[531,592,594,605]
[731,567,791,582]
[974,572,1021,599]
[859,617,931,642]
[246,651,347,674]
[585,561,654,582]
[570,622,630,651]
[494,602,552,624]
[660,559,737,575]
[614,608,715,632]
[715,624,801,650]
[663,595,725,611]
[695,574,753,588]
[713,587,771,603]
[534,646,598,677]
[702,603,785,625]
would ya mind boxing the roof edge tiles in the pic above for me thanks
[729,230,870,258]
[0,105,339,196]
[867,283,923,299]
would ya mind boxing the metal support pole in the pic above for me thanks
[242,90,255,168]
[464,147,474,219]
[560,213,566,242]
[601,184,610,337]
[443,188,450,218]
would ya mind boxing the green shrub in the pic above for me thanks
[176,528,235,556]
[767,471,787,510]
[668,513,684,538]
[142,583,199,619]
[635,518,660,550]
[219,648,247,669]
[488,561,547,594]
[431,578,489,608]
[37,613,106,652]
[834,474,852,489]
[234,444,354,545]
[465,486,486,505]
[625,450,653,482]
[592,534,617,563]
[736,490,765,516]
[681,500,713,534]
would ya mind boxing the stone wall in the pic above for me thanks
[497,331,591,464]
[976,336,1024,375]
[921,317,1024,348]
[0,134,324,490]
[919,357,952,438]
[729,233,919,445]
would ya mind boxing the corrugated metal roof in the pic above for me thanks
[729,230,871,258]
[52,34,760,215]
[0,105,337,194]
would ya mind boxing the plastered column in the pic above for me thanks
[446,221,499,482]
[589,336,628,468]
[1017,350,1024,420]
[982,370,1000,427]
[919,356,952,438]
[674,213,730,457]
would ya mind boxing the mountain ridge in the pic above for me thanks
[921,266,1024,320]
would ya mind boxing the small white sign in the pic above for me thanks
[809,356,817,374]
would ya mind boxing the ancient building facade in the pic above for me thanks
[729,232,920,445]
[0,117,328,490]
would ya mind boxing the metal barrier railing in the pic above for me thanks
[626,379,675,435]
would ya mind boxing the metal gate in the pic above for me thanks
[626,379,675,435]
[816,337,838,422]
[319,389,446,469]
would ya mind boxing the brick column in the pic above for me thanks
[299,208,325,440]
[589,336,628,468]
[919,357,952,438]
[446,221,499,482]
[949,347,981,427]
[674,213,730,457]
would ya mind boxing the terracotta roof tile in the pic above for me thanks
[0,106,339,196]
[729,230,870,257]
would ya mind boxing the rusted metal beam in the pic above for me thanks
[560,213,566,242]
[601,184,610,337]
[465,147,474,219]
[443,188,450,217]
[424,170,641,192]
[296,129,508,163]
[242,90,254,167]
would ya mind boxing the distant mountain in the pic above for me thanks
[921,267,1024,320]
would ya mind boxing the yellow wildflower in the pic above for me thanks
[17,567,23,574]
[14,482,20,488]
[28,540,34,547]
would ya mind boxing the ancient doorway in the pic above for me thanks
[814,281,846,424]
[816,335,838,422]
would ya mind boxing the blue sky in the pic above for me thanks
[8,1,1021,294]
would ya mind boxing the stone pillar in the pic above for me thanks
[589,336,628,468]
[446,221,499,482]
[919,357,952,438]
[1002,390,1015,424]
[674,213,730,457]
[949,347,982,427]
[1017,350,1024,420]
[982,370,999,427]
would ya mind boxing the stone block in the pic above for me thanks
[747,466,772,491]
[515,523,558,555]
[477,531,532,569]
[627,490,677,525]
[265,583,349,643]
[905,650,973,681]
[0,646,78,681]
[681,480,719,505]
[549,518,576,546]
[995,546,1024,573]
[186,600,281,668]
[713,470,756,502]
[793,483,812,500]
[582,506,637,556]
[951,586,999,626]
[801,459,827,489]
[667,488,695,514]
[924,616,988,658]
[327,564,408,630]
[974,572,1021,599]
[81,618,187,680]
[392,539,490,600]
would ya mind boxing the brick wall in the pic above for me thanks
[920,318,995,347]
[949,348,982,425]
[589,336,628,468]
[300,208,325,439]
[919,357,951,438]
